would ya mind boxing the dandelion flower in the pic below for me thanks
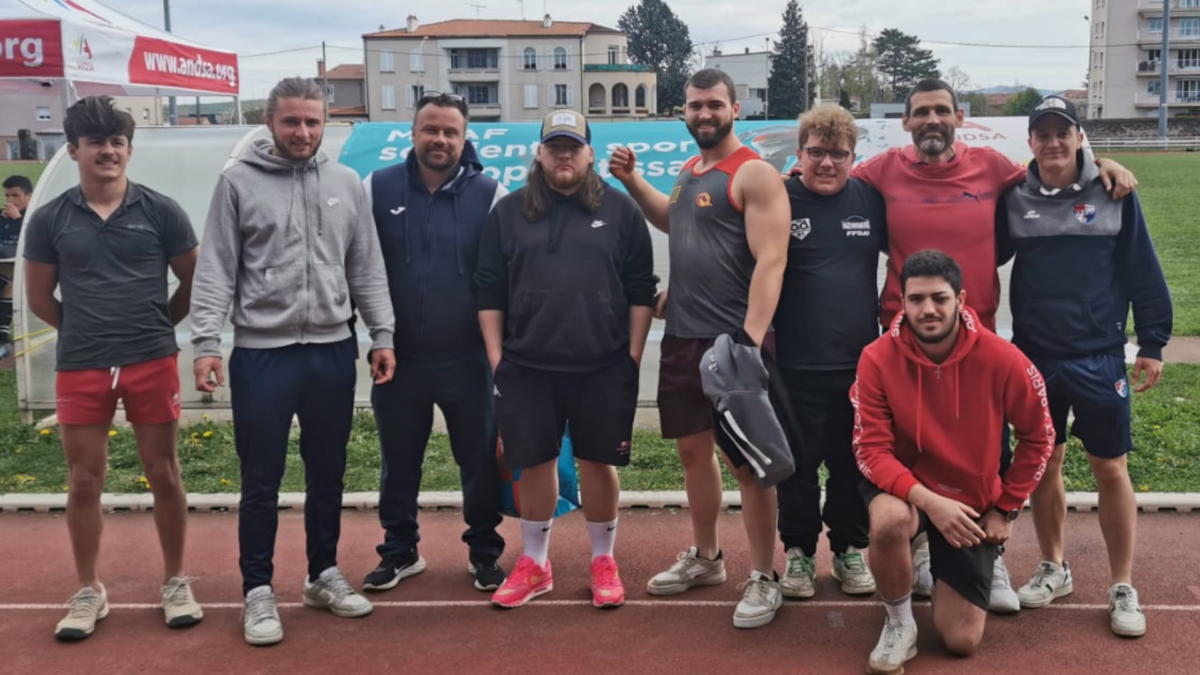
[203,430,214,439]
[39,428,51,436]
[108,430,118,437]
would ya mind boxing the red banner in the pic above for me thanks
[128,36,238,95]
[0,20,64,78]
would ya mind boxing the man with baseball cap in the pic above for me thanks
[997,94,1172,637]
[476,109,656,609]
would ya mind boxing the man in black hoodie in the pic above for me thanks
[476,110,656,610]
[362,92,509,593]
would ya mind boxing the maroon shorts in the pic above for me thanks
[657,333,778,441]
[56,354,182,426]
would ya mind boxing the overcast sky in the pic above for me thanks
[114,0,1094,100]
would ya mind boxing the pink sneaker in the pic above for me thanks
[591,555,625,608]
[491,556,553,609]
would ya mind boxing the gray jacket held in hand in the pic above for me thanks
[190,138,395,358]
[700,333,797,488]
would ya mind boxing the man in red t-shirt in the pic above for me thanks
[850,250,1054,673]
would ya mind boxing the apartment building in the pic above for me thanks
[1090,0,1200,118]
[0,83,162,160]
[706,48,770,118]
[317,62,369,121]
[363,15,657,123]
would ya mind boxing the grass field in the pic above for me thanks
[1,364,1198,494]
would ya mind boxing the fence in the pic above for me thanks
[1086,136,1200,152]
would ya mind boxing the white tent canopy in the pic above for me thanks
[0,0,239,98]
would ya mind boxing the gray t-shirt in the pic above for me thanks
[23,182,199,370]
[665,147,759,339]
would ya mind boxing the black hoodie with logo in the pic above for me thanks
[475,182,656,372]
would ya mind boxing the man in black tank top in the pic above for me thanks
[610,69,792,629]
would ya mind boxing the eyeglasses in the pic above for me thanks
[415,91,468,115]
[802,147,852,164]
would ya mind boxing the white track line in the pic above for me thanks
[3,600,1199,611]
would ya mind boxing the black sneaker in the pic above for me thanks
[468,558,506,592]
[362,551,426,592]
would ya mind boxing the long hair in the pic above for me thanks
[522,160,605,222]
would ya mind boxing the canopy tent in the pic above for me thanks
[0,0,240,105]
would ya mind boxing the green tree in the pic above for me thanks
[960,91,989,117]
[842,27,883,112]
[619,0,694,113]
[872,28,940,101]
[767,0,816,119]
[1002,87,1044,116]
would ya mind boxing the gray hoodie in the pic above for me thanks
[190,138,395,358]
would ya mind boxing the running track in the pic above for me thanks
[1,509,1198,674]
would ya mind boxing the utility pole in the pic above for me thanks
[1159,0,1170,141]
[764,37,770,120]
[163,0,176,125]
[322,41,329,121]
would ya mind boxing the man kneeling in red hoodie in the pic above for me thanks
[850,249,1055,674]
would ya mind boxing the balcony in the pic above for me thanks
[583,64,655,72]
[1134,91,1200,105]
[1139,0,1200,15]
[1139,29,1200,43]
[1136,59,1200,75]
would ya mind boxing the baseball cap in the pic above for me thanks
[1028,95,1080,130]
[540,110,591,145]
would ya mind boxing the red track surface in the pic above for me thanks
[1,509,1198,674]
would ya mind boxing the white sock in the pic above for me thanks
[883,592,915,627]
[586,519,618,559]
[520,518,553,566]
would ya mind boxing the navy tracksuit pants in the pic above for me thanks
[371,352,504,563]
[231,338,356,596]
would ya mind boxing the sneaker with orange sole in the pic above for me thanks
[491,556,553,609]
[591,555,625,608]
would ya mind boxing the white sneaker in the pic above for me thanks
[911,533,933,597]
[867,618,918,674]
[55,586,109,641]
[161,576,204,627]
[732,571,783,629]
[988,553,1021,614]
[243,585,283,646]
[1109,583,1146,637]
[832,546,877,596]
[646,547,726,596]
[779,548,816,599]
[303,567,374,618]
[1017,560,1074,609]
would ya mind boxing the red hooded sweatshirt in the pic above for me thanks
[852,142,1025,333]
[850,305,1054,513]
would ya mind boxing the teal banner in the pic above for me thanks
[337,118,1034,193]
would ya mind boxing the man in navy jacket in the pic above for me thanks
[362,92,509,593]
[998,96,1172,638]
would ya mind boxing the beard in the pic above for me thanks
[272,131,322,161]
[417,145,459,173]
[908,303,960,345]
[544,163,588,192]
[915,125,953,156]
[688,118,734,150]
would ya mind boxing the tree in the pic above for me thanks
[943,66,972,94]
[842,27,884,112]
[768,0,816,119]
[872,28,940,101]
[960,91,989,117]
[1002,87,1044,116]
[243,107,265,125]
[619,0,693,113]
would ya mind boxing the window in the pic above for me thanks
[1178,79,1200,102]
[381,49,394,72]
[142,108,150,122]
[635,85,647,109]
[612,83,629,109]
[411,49,424,72]
[524,84,538,109]
[7,140,20,160]
[1149,18,1163,33]
[1180,49,1200,68]
[554,47,567,70]
[1182,18,1200,38]
[608,45,619,65]
[405,84,425,109]
[381,85,396,110]
[523,47,537,70]
[450,49,498,69]
[1149,80,1161,95]
[1183,0,1200,8]
[1147,49,1161,62]
[36,106,50,121]
[453,84,497,105]
[326,84,335,103]
[550,83,571,107]
[1098,52,1104,67]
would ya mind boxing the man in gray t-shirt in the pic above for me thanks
[22,95,203,641]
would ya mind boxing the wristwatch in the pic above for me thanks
[994,505,1020,522]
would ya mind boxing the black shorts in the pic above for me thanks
[494,355,639,470]
[860,481,997,611]
[1034,354,1132,459]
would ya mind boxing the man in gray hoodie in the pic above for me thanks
[190,77,396,646]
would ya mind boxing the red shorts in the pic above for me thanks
[56,354,182,426]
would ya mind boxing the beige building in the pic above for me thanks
[1090,0,1200,118]
[362,15,657,123]
[1,91,163,160]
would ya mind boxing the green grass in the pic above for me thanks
[1094,153,1200,335]
[0,161,46,186]
[2,365,1199,494]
